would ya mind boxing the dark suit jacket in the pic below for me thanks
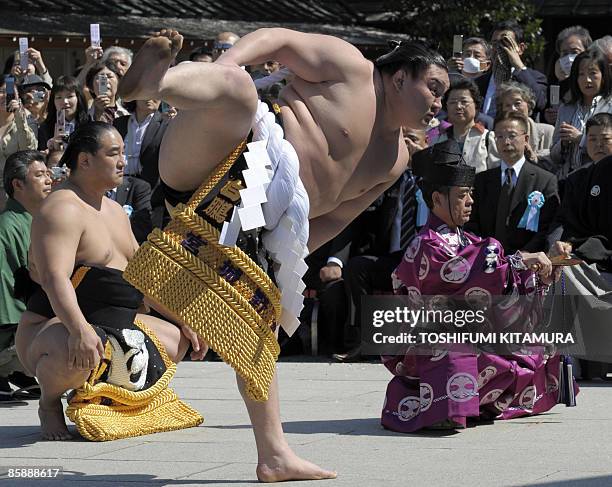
[304,223,354,290]
[552,156,612,272]
[466,161,559,253]
[113,176,153,244]
[349,176,402,258]
[114,112,169,207]
[473,68,548,118]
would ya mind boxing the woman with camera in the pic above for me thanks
[37,76,89,152]
[0,76,38,210]
[85,60,128,124]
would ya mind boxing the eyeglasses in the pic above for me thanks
[447,99,474,107]
[494,132,526,143]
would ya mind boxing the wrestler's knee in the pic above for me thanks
[29,323,83,383]
[34,353,89,395]
[173,331,190,363]
[215,64,258,114]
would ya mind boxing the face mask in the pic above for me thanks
[560,53,577,76]
[463,57,481,74]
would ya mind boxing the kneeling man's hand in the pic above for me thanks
[68,324,105,371]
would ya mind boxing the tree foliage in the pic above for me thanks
[382,0,545,64]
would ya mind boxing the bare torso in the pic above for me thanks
[279,65,408,218]
[20,187,137,328]
[120,29,410,249]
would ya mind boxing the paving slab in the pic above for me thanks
[1,361,611,487]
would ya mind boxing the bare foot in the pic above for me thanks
[118,29,183,102]
[38,399,72,441]
[256,448,337,482]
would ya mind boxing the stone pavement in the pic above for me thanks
[1,360,612,487]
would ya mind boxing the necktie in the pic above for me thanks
[495,167,514,247]
[399,171,417,250]
[105,190,116,201]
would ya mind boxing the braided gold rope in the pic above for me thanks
[123,242,278,401]
[70,266,90,288]
[172,205,282,317]
[148,229,279,355]
[185,140,247,212]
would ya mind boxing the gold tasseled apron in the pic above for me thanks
[123,140,282,402]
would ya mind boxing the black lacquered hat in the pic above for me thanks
[412,139,475,187]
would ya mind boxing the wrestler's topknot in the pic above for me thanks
[59,121,116,171]
[375,41,447,79]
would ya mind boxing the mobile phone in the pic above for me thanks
[19,38,29,71]
[160,101,171,113]
[90,24,101,48]
[5,76,15,111]
[550,85,560,106]
[56,108,66,137]
[97,73,108,96]
[453,35,463,58]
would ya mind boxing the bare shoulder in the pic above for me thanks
[36,189,85,227]
[105,197,132,224]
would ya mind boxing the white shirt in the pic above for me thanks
[483,67,520,117]
[125,112,155,175]
[500,156,525,187]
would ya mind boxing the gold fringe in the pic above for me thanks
[124,139,281,402]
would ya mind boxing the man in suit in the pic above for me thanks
[467,111,559,254]
[113,101,169,228]
[473,20,548,120]
[292,224,354,356]
[106,175,152,244]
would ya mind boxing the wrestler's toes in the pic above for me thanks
[256,456,337,482]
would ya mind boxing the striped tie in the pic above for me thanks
[400,171,417,250]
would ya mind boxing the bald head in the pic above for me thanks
[213,32,240,60]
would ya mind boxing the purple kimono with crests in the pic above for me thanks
[381,214,567,432]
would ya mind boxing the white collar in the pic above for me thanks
[501,156,526,177]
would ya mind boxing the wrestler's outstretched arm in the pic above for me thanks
[217,27,369,83]
[30,199,105,370]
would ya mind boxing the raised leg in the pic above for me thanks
[118,29,258,192]
[236,372,337,482]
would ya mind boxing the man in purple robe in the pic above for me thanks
[381,140,574,432]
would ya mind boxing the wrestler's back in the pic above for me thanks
[279,66,408,219]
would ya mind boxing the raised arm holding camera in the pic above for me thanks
[0,77,38,210]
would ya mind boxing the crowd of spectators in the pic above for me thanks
[1,20,611,401]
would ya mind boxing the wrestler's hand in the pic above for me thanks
[179,324,209,361]
[68,324,105,371]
